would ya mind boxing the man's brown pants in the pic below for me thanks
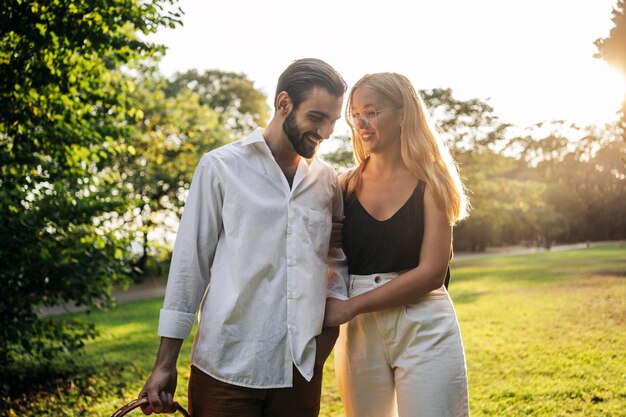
[188,365,323,417]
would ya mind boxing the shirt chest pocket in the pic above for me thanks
[305,208,332,258]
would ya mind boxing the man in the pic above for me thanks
[139,58,349,416]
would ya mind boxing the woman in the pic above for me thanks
[323,73,470,417]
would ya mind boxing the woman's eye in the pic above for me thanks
[364,109,377,118]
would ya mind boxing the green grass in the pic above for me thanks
[451,244,626,416]
[4,243,625,416]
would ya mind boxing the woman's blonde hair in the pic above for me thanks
[345,72,469,225]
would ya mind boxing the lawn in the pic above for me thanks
[4,243,625,416]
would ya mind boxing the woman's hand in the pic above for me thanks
[323,298,355,327]
[329,216,344,250]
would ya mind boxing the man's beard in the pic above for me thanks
[282,110,323,158]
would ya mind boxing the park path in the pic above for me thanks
[452,241,603,260]
[40,276,168,316]
[41,241,614,316]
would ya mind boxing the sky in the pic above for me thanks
[149,0,625,137]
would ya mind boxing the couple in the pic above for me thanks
[138,58,470,417]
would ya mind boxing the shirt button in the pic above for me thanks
[374,276,381,284]
[287,258,296,266]
[287,227,293,235]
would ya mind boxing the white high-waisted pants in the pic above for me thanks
[334,272,469,417]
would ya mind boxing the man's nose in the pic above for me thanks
[317,123,334,140]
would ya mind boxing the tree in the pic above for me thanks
[582,139,626,240]
[320,134,354,173]
[514,122,626,243]
[453,149,546,251]
[0,0,181,369]
[114,66,231,276]
[167,69,271,139]
[421,88,511,153]
[595,0,626,142]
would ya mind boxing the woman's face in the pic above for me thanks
[349,87,402,155]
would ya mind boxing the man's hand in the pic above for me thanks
[139,366,178,415]
[329,216,344,251]
[138,337,184,415]
[315,326,340,368]
[138,366,178,415]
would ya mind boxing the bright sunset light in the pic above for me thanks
[150,0,625,132]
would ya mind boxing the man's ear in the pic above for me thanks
[275,91,292,116]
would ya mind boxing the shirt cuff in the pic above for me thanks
[158,308,196,339]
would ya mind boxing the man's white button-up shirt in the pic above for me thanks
[158,129,348,388]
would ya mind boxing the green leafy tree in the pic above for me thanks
[0,0,180,370]
[115,66,230,276]
[594,0,626,142]
[453,150,546,251]
[167,69,271,139]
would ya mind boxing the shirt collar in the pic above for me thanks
[241,128,266,146]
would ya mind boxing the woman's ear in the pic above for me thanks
[276,91,292,116]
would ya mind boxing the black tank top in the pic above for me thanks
[343,181,425,275]
[342,180,451,287]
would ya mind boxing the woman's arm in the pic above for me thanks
[323,184,451,327]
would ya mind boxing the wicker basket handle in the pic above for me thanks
[111,397,191,417]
